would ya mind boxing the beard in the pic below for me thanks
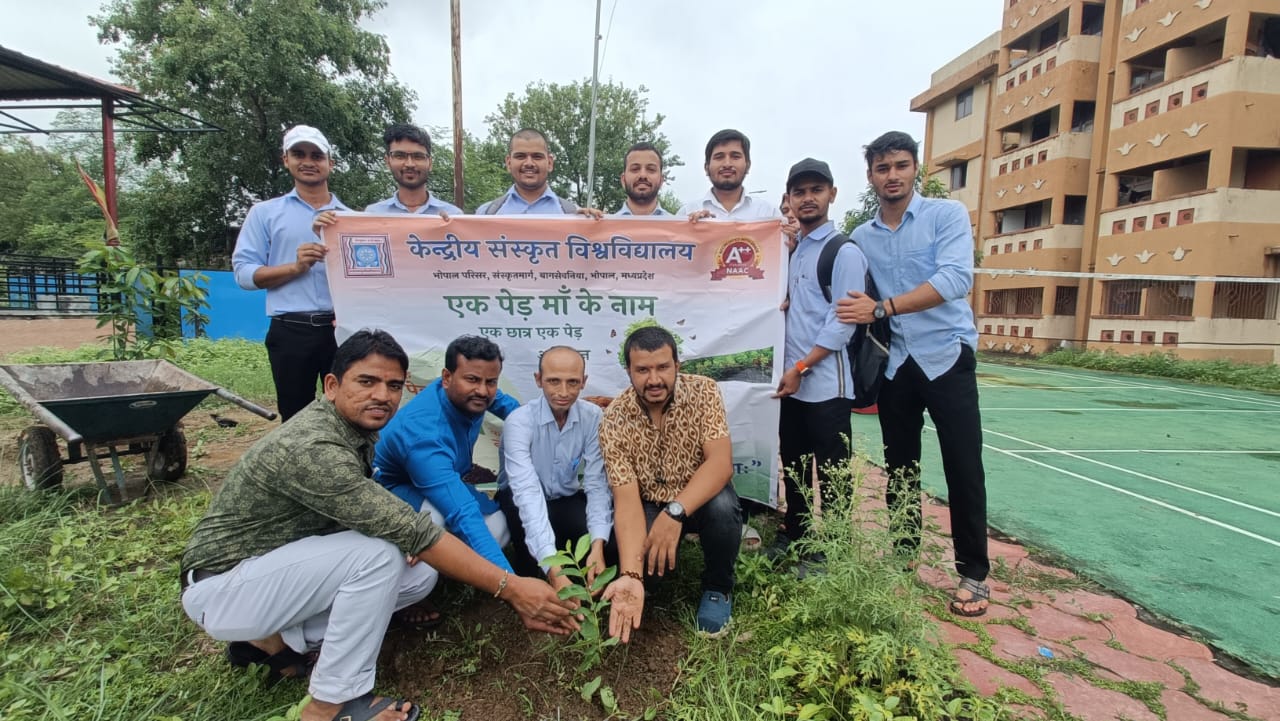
[711,176,743,192]
[625,182,658,203]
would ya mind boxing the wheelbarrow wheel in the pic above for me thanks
[147,426,188,482]
[19,425,63,490]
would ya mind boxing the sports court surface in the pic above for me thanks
[851,360,1280,676]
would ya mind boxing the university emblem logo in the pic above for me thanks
[342,236,394,277]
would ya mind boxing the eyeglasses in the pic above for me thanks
[388,151,430,162]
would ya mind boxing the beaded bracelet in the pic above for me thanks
[493,570,509,598]
[621,570,642,582]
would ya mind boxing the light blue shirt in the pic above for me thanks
[497,395,611,567]
[614,203,671,216]
[231,189,349,315]
[475,185,575,215]
[373,379,520,571]
[365,192,462,216]
[852,193,978,381]
[785,221,867,402]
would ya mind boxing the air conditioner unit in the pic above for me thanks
[1001,131,1020,151]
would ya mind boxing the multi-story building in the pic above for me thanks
[913,0,1280,363]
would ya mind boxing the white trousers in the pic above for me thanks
[181,530,438,704]
[420,499,511,548]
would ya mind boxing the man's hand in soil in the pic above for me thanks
[603,575,645,643]
[547,567,580,609]
[644,512,682,576]
[501,575,579,635]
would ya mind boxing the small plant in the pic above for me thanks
[541,534,621,711]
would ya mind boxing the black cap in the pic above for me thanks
[786,158,834,190]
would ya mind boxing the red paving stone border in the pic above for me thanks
[884,469,1280,721]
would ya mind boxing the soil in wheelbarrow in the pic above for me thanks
[0,405,277,495]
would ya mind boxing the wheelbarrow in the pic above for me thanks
[0,360,276,503]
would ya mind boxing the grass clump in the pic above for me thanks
[1033,349,1280,393]
[671,454,1005,721]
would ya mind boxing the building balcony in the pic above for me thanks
[989,131,1092,179]
[982,224,1085,262]
[1112,56,1280,129]
[997,34,1102,96]
[1118,0,1234,62]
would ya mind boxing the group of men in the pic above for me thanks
[204,121,988,721]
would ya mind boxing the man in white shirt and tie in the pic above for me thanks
[497,346,614,591]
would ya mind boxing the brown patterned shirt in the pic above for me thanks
[182,398,443,574]
[598,373,730,503]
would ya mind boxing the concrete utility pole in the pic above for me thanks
[584,0,602,209]
[451,0,464,209]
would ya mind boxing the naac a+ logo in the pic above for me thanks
[709,236,764,281]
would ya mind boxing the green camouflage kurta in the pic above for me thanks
[182,398,443,574]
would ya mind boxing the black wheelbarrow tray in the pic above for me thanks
[0,360,276,502]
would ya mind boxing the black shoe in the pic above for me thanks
[794,552,827,580]
[763,537,793,562]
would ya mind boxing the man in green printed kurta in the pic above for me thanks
[180,329,576,721]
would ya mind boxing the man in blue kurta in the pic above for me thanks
[375,335,519,571]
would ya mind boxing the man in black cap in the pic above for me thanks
[768,158,868,562]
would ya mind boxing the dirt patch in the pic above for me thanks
[380,588,686,720]
[0,316,102,356]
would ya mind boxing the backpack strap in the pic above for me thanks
[815,232,853,303]
[482,194,507,215]
[558,196,578,213]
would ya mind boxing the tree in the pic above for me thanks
[422,128,511,213]
[839,167,950,234]
[93,0,414,266]
[484,80,682,212]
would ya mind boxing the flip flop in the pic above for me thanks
[392,599,445,630]
[949,577,990,618]
[332,692,420,721]
[226,642,314,684]
[740,524,762,551]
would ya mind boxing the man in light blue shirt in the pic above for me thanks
[231,125,349,421]
[365,124,462,216]
[476,128,600,216]
[374,335,519,572]
[615,142,672,216]
[496,346,614,592]
[771,159,867,561]
[837,131,989,617]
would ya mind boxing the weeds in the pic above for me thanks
[1033,348,1280,392]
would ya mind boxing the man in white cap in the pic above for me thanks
[233,125,350,421]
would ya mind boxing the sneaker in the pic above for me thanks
[696,591,732,637]
[762,536,793,563]
[794,551,827,580]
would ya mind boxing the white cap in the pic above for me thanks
[282,125,332,156]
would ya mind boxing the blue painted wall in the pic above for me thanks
[181,269,269,341]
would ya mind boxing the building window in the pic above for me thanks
[1054,286,1079,315]
[1104,280,1194,317]
[955,88,974,120]
[984,287,1044,316]
[950,163,968,190]
[1063,196,1087,225]
[1213,282,1278,320]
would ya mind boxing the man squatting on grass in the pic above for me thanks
[179,330,576,721]
[597,325,742,639]
[836,131,991,617]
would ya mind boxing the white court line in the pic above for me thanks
[978,408,1279,413]
[984,427,1280,519]
[991,364,1280,409]
[977,385,1126,390]
[1014,449,1280,455]
[981,443,1280,548]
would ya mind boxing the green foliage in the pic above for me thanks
[0,488,298,721]
[839,167,949,234]
[76,242,209,360]
[1034,348,1280,392]
[484,80,682,212]
[93,0,414,265]
[681,348,773,382]
[671,451,1001,721]
[541,534,623,716]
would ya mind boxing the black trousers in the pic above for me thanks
[496,487,618,577]
[878,344,989,582]
[642,484,741,594]
[778,396,853,542]
[265,318,337,422]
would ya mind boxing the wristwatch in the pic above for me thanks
[664,500,687,522]
[795,360,812,377]
[872,300,887,320]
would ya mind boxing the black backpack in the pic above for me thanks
[815,232,890,410]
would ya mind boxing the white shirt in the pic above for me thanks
[497,395,611,567]
[677,188,783,220]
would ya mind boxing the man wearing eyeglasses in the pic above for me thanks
[366,124,462,217]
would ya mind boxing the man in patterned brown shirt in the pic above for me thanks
[599,325,741,639]
[180,330,575,721]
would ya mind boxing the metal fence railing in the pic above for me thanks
[0,254,101,313]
